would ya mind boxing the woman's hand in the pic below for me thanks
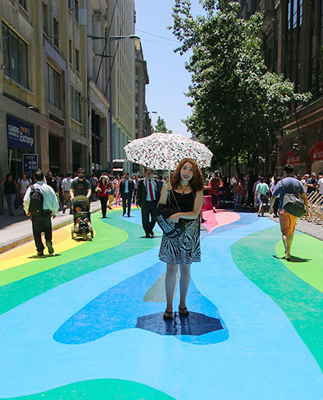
[164,182,172,191]
[168,212,181,223]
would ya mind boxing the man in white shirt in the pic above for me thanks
[317,172,323,194]
[23,169,59,256]
[61,172,73,213]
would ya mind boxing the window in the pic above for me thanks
[71,86,82,122]
[42,2,48,34]
[75,48,80,72]
[19,0,27,10]
[68,0,73,10]
[47,63,61,108]
[53,18,59,48]
[69,39,73,65]
[2,23,29,88]
[75,0,79,23]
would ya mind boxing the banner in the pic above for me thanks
[308,142,323,162]
[7,115,35,151]
[284,149,300,165]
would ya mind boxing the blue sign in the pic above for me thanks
[22,154,38,177]
[7,115,35,151]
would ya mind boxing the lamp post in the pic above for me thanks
[108,34,140,172]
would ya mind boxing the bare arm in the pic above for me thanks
[168,190,204,222]
[301,192,309,214]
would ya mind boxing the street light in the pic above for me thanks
[108,34,140,171]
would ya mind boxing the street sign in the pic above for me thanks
[22,154,38,177]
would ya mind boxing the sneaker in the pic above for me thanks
[46,241,54,255]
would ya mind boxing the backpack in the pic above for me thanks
[29,185,44,216]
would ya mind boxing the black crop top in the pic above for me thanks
[171,190,195,213]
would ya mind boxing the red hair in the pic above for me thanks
[171,158,204,192]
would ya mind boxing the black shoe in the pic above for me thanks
[150,230,154,236]
[46,241,54,255]
[128,214,130,217]
[122,213,125,217]
[201,218,207,223]
[37,251,44,257]
[145,234,153,238]
[62,207,66,214]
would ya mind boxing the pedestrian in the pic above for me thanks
[234,178,245,211]
[95,175,110,218]
[132,175,139,204]
[23,169,59,256]
[1,173,18,216]
[46,171,58,194]
[269,164,309,261]
[114,176,121,205]
[254,176,270,217]
[90,173,98,200]
[307,173,317,194]
[107,174,115,209]
[119,173,134,217]
[18,171,31,205]
[70,168,92,204]
[208,173,223,213]
[61,172,73,213]
[136,169,161,238]
[158,158,204,320]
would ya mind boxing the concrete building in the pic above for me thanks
[240,0,323,175]
[0,0,140,212]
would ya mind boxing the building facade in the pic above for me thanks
[0,0,142,213]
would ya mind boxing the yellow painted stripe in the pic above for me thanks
[0,224,91,271]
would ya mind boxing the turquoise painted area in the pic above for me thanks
[0,212,323,399]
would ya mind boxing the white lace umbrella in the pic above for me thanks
[124,132,213,171]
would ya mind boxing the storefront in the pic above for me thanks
[6,115,36,179]
[309,142,323,174]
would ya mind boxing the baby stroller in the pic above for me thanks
[71,196,93,240]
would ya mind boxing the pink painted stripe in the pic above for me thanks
[201,209,241,233]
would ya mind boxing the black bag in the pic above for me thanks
[260,193,268,203]
[29,185,44,216]
[281,182,306,218]
[156,190,185,238]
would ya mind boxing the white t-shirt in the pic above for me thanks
[318,178,323,194]
[19,178,31,194]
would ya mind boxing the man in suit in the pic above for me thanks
[136,169,161,238]
[119,172,134,217]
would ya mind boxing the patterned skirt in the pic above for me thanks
[158,218,201,264]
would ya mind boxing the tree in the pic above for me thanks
[153,116,173,133]
[170,0,311,173]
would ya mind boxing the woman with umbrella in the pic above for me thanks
[158,158,204,320]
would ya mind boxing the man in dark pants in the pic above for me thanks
[119,172,134,217]
[136,169,161,238]
[23,169,59,256]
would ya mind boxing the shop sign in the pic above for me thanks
[22,154,38,176]
[309,142,323,162]
[284,149,300,165]
[7,115,34,151]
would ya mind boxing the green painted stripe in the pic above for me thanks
[0,379,175,399]
[231,225,323,371]
[0,211,160,316]
[275,234,323,293]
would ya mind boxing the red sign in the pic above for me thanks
[309,142,323,162]
[284,149,300,165]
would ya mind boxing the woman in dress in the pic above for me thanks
[95,175,110,218]
[158,158,204,320]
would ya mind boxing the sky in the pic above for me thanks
[134,1,204,137]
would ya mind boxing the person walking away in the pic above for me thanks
[270,176,280,217]
[18,172,31,206]
[158,158,204,320]
[61,172,73,213]
[136,169,161,238]
[95,175,110,218]
[254,176,269,217]
[23,169,59,256]
[107,174,115,209]
[132,175,139,204]
[119,173,134,217]
[1,174,18,216]
[70,168,92,208]
[269,164,309,261]
[208,174,223,213]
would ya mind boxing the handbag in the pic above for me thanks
[281,181,306,218]
[156,190,185,238]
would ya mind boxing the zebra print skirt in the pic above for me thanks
[158,218,201,264]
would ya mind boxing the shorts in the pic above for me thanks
[279,209,298,235]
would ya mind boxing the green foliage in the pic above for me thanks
[153,116,172,133]
[171,1,311,169]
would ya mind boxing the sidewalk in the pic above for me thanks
[0,200,102,253]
